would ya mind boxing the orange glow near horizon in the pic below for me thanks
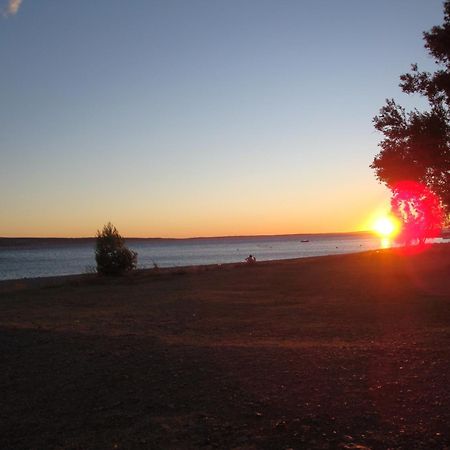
[0,184,391,238]
[0,214,386,239]
[0,203,379,238]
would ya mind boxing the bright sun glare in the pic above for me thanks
[372,216,400,238]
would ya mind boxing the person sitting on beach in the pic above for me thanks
[245,254,256,264]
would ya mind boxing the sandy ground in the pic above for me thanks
[1,244,450,449]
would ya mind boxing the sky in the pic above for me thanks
[0,0,445,237]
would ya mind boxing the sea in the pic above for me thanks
[0,233,448,281]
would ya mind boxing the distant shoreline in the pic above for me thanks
[0,231,375,248]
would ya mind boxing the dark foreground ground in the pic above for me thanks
[1,244,450,450]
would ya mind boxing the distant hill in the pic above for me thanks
[0,231,374,249]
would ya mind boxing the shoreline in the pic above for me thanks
[2,235,448,285]
[0,246,391,291]
[1,242,449,292]
[0,232,389,283]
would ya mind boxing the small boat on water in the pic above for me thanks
[300,239,309,243]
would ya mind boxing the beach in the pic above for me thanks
[1,244,450,449]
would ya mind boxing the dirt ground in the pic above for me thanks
[1,244,450,449]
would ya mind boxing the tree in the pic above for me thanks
[95,222,137,275]
[371,1,450,223]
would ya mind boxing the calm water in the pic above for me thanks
[0,233,446,281]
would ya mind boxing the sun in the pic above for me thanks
[372,216,400,238]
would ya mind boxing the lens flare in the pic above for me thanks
[391,180,444,244]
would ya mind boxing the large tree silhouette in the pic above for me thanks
[371,1,450,219]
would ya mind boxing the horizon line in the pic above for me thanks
[0,230,373,240]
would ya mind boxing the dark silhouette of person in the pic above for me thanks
[245,254,256,264]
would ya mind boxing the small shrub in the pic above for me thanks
[95,222,137,276]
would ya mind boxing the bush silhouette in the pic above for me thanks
[95,222,137,275]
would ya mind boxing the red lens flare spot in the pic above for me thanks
[391,180,444,245]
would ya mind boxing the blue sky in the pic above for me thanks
[0,0,445,237]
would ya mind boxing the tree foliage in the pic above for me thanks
[95,222,137,276]
[371,1,450,219]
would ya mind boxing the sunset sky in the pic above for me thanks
[0,0,444,238]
